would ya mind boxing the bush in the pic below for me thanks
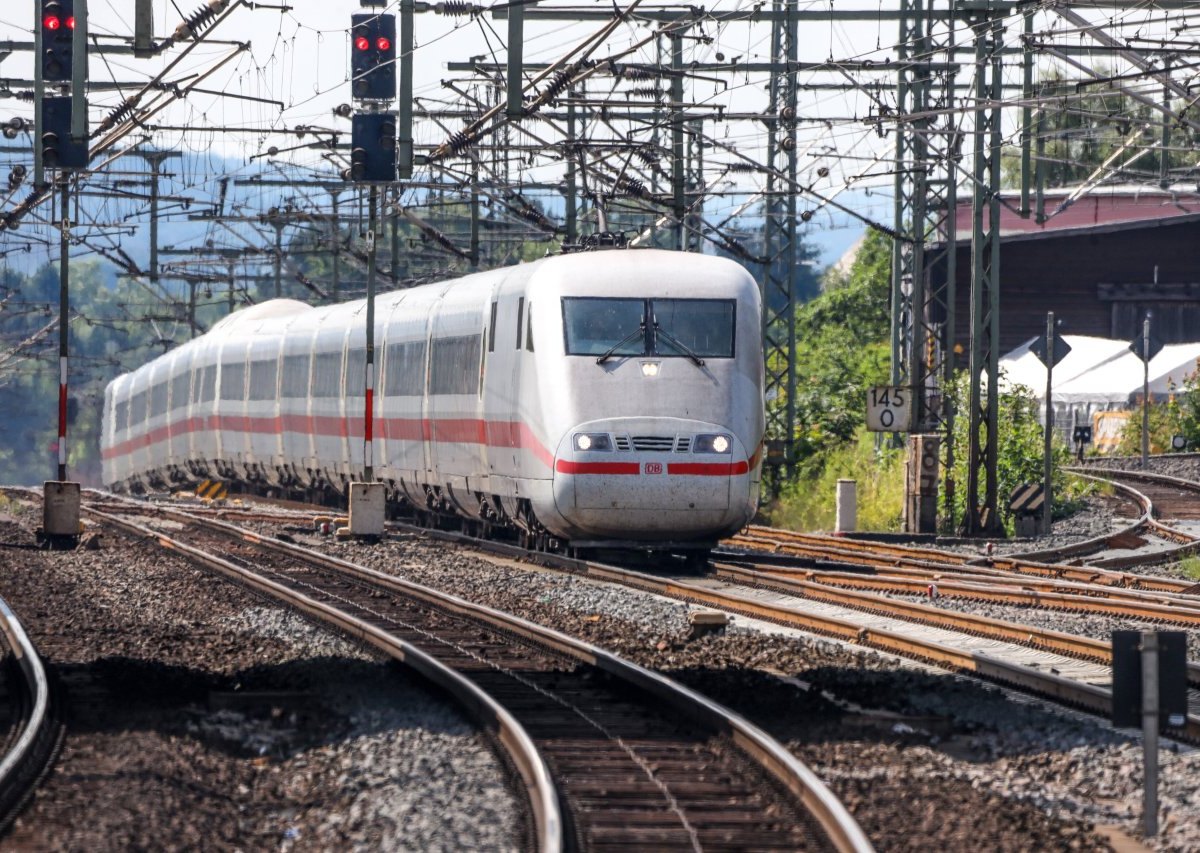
[945,372,1086,534]
[766,430,905,532]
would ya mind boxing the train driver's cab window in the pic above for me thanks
[562,298,645,356]
[562,297,735,359]
[652,299,736,358]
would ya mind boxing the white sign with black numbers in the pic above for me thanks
[866,386,912,432]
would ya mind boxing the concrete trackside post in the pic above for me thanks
[835,479,857,534]
[348,482,385,538]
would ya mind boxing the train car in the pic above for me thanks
[102,249,765,551]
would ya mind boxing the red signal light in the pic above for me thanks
[44,15,61,30]
[376,36,391,52]
[355,35,369,51]
[66,16,75,29]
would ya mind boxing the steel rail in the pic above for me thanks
[730,527,1199,593]
[1006,471,1200,568]
[89,500,874,853]
[0,593,55,828]
[544,561,1200,739]
[737,561,1200,624]
[708,561,1200,689]
[86,506,564,853]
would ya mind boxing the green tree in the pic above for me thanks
[1002,67,1193,189]
[784,229,892,459]
[945,373,1079,534]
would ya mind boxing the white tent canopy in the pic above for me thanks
[999,335,1200,406]
[1053,343,1200,404]
[998,335,1129,395]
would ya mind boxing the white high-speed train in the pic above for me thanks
[101,249,765,549]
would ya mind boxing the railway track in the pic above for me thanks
[85,490,1200,737]
[727,524,1200,593]
[85,495,871,853]
[1004,469,1200,568]
[345,521,1200,744]
[0,593,58,831]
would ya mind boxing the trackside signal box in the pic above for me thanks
[1111,630,1188,729]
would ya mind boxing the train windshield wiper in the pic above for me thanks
[596,322,646,365]
[653,322,705,367]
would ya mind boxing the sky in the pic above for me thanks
[0,1,1180,271]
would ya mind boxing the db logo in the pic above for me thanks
[644,462,664,475]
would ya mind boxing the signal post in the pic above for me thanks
[346,2,398,540]
[36,0,90,547]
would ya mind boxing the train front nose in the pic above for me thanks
[550,419,757,541]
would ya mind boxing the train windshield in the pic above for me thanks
[652,299,735,358]
[563,297,735,359]
[563,298,646,356]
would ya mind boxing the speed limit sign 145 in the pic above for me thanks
[867,386,912,432]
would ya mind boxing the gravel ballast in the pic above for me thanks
[255,522,1190,852]
[0,495,521,851]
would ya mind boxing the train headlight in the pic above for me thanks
[641,361,660,377]
[694,434,731,454]
[573,433,613,452]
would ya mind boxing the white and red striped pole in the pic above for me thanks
[363,183,377,482]
[56,177,70,482]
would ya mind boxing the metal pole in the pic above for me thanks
[364,184,378,483]
[390,190,400,281]
[470,158,480,270]
[1141,631,1160,838]
[273,219,283,299]
[398,0,414,178]
[1161,60,1171,189]
[330,189,341,303]
[1143,313,1151,468]
[34,0,45,188]
[187,280,197,339]
[227,260,235,314]
[1043,312,1054,534]
[506,0,525,119]
[70,0,87,143]
[670,34,685,251]
[1020,8,1033,217]
[566,90,577,242]
[148,156,162,282]
[57,178,69,482]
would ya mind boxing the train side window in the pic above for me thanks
[430,335,482,395]
[515,297,524,349]
[312,352,342,397]
[345,349,367,398]
[220,363,246,401]
[281,354,310,397]
[198,365,217,403]
[130,391,147,426]
[248,359,278,401]
[149,382,168,418]
[114,400,129,432]
[488,301,497,353]
[384,341,426,396]
[170,372,190,410]
[526,302,534,352]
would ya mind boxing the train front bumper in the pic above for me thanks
[549,418,758,541]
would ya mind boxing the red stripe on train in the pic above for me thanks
[555,460,641,475]
[668,461,750,476]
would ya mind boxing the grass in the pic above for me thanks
[1179,554,1200,581]
[766,431,905,533]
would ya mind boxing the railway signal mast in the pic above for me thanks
[36,0,90,547]
[346,2,397,539]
